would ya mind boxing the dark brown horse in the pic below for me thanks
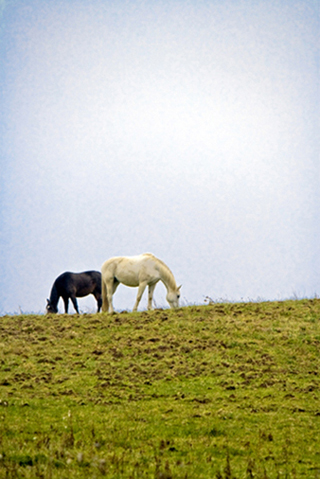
[46,271,102,314]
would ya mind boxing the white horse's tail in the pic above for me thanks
[101,278,109,312]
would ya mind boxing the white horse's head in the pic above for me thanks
[166,285,181,309]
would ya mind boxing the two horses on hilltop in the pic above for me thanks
[46,253,181,314]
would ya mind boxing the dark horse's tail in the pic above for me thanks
[101,277,109,312]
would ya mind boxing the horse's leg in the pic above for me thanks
[133,281,148,312]
[63,296,69,314]
[106,279,117,314]
[71,296,80,314]
[94,292,102,313]
[112,281,119,295]
[101,279,109,313]
[147,283,156,310]
[92,287,102,312]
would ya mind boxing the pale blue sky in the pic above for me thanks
[0,0,319,313]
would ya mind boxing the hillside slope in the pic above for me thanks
[0,300,319,478]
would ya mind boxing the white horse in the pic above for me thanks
[101,253,181,313]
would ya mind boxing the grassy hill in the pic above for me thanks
[0,299,319,478]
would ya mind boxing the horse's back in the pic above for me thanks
[83,270,101,283]
[73,271,101,290]
[54,271,101,292]
[101,254,162,286]
[102,254,156,272]
[102,253,155,267]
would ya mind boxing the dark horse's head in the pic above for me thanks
[46,299,58,314]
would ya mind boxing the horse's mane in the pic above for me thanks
[144,253,177,291]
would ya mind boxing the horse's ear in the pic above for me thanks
[178,285,182,290]
[47,299,50,304]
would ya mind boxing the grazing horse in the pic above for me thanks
[101,253,181,313]
[46,271,102,314]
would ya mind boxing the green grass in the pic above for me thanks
[0,299,319,478]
